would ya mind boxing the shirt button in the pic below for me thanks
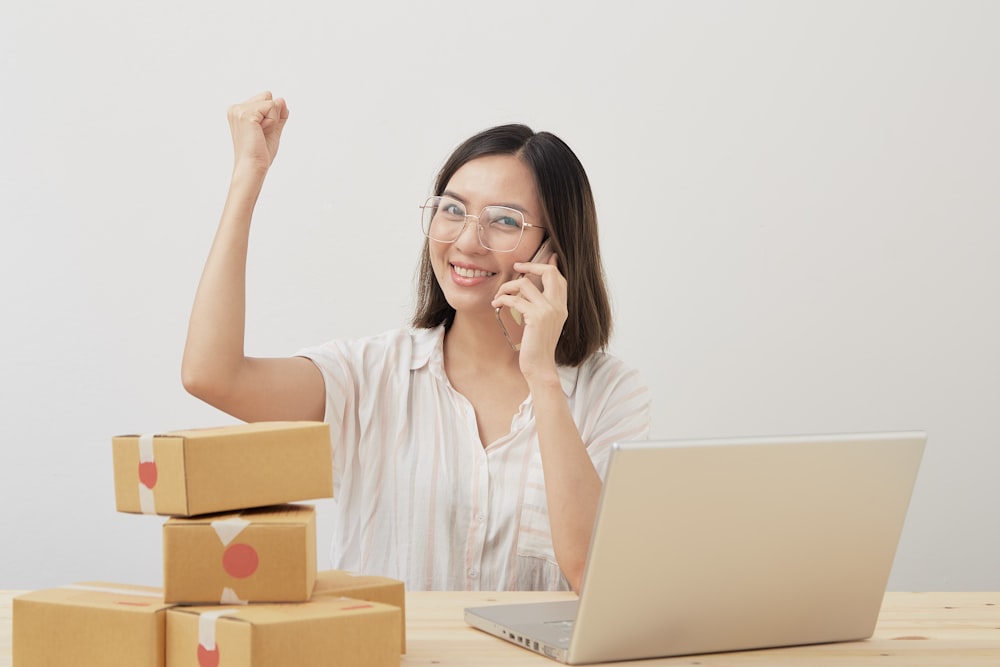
[468,568,479,578]
[476,513,486,523]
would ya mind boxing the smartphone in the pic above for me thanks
[495,240,554,349]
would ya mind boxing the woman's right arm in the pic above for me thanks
[181,92,326,423]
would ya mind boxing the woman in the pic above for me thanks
[182,92,650,593]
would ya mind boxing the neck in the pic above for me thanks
[445,311,520,371]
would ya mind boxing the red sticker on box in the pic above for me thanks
[222,543,259,578]
[137,434,158,514]
[138,461,158,489]
[197,644,220,667]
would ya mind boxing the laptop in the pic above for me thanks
[465,431,926,664]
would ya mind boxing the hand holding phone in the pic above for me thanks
[509,240,553,325]
[496,240,555,349]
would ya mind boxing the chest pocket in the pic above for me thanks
[516,451,557,563]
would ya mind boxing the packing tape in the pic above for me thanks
[211,516,250,546]
[137,433,156,514]
[198,608,240,650]
[219,587,247,605]
[198,609,227,649]
[61,583,163,598]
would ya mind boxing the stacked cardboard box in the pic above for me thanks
[12,421,406,667]
[110,422,335,516]
[13,582,173,667]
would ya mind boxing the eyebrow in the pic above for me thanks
[442,189,532,216]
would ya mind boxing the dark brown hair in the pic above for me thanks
[412,124,611,366]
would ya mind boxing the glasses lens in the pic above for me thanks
[421,196,467,242]
[480,206,525,251]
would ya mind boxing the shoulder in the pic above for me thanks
[573,350,647,392]
[568,350,651,413]
[564,350,652,454]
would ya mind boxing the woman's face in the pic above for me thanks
[429,154,547,318]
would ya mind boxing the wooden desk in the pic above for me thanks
[1,590,998,665]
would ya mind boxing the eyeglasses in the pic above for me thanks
[419,195,545,252]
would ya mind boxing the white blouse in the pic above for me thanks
[297,326,651,591]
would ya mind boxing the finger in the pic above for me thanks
[261,98,290,129]
[264,98,280,120]
[513,258,558,276]
[275,97,290,120]
[495,278,539,308]
[496,272,548,300]
[495,277,544,308]
[514,262,565,295]
[492,292,531,316]
[230,99,284,126]
[494,274,528,299]
[513,276,542,302]
[492,282,529,305]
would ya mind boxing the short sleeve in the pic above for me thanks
[571,353,652,479]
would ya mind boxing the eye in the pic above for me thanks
[440,200,466,218]
[486,208,524,229]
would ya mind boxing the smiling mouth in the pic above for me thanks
[452,264,496,278]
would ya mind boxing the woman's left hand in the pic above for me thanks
[492,254,568,384]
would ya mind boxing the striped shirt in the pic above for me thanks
[297,326,651,591]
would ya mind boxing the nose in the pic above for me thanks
[453,214,486,253]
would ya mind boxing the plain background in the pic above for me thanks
[1,1,997,591]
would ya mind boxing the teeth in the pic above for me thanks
[453,265,495,278]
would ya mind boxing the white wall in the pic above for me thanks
[2,1,997,591]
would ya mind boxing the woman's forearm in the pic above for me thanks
[181,168,264,402]
[531,377,602,593]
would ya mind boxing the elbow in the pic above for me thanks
[181,363,207,401]
[561,558,587,595]
[181,358,224,405]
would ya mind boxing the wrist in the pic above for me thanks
[525,368,562,394]
[231,159,269,185]
[227,166,266,199]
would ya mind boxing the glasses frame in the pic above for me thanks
[419,195,546,253]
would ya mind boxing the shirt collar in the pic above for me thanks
[410,325,579,398]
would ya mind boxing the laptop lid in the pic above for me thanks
[466,431,926,663]
[565,431,926,663]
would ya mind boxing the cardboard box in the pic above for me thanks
[166,596,401,667]
[312,569,407,652]
[164,504,317,604]
[112,421,333,516]
[13,582,174,667]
